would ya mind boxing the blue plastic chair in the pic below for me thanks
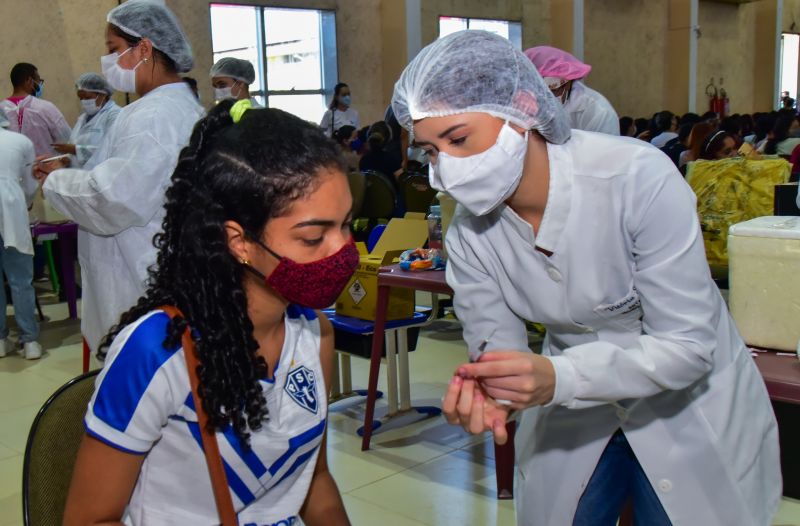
[366,223,387,253]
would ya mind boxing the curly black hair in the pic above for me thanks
[98,100,346,444]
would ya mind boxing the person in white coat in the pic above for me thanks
[209,57,262,107]
[0,112,42,359]
[393,31,780,526]
[525,46,619,136]
[34,0,204,356]
[1,62,71,157]
[52,73,121,168]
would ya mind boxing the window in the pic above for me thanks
[780,33,799,109]
[438,16,522,50]
[210,4,337,123]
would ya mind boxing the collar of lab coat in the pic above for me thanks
[500,139,573,254]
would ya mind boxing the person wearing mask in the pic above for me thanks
[781,91,795,110]
[759,114,800,156]
[319,83,359,138]
[661,122,693,168]
[64,100,353,525]
[333,124,360,172]
[619,116,636,137]
[1,63,71,157]
[679,121,716,169]
[0,112,42,360]
[359,120,403,179]
[34,0,204,356]
[52,73,121,168]
[698,130,739,161]
[394,30,780,526]
[209,57,260,106]
[648,111,679,148]
[524,46,619,135]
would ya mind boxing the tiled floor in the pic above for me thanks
[1,294,799,525]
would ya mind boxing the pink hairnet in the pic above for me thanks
[524,46,591,81]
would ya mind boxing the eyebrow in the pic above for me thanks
[292,214,353,229]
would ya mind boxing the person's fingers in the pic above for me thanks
[441,375,462,424]
[456,378,475,423]
[457,357,526,379]
[492,419,508,445]
[468,391,485,434]
[480,385,529,405]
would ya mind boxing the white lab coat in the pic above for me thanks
[445,130,780,526]
[43,83,204,353]
[562,82,619,135]
[0,95,71,156]
[0,128,36,255]
[319,107,359,137]
[68,100,121,168]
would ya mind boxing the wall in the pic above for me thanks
[0,0,115,126]
[695,1,757,115]
[584,0,668,118]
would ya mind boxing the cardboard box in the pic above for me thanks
[336,217,429,321]
[729,216,800,350]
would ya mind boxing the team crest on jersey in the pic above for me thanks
[285,366,318,414]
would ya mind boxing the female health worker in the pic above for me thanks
[52,73,121,168]
[392,31,780,526]
[35,0,204,356]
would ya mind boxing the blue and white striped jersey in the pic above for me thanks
[85,306,327,526]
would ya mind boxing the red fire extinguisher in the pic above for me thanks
[706,78,719,115]
[718,77,730,118]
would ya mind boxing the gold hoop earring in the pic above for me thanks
[240,257,250,266]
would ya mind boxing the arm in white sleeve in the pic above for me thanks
[353,109,360,130]
[74,143,98,167]
[548,149,718,408]
[446,216,530,359]
[319,110,332,137]
[42,123,173,236]
[47,106,72,144]
[19,141,37,206]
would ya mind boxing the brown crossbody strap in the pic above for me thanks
[160,306,239,526]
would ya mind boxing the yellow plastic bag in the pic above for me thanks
[686,158,790,266]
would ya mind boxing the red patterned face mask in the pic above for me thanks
[244,237,359,309]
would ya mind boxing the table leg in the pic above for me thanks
[362,283,391,450]
[341,354,352,393]
[398,328,411,411]
[82,338,90,374]
[330,352,341,399]
[494,421,516,499]
[58,230,78,319]
[385,330,398,416]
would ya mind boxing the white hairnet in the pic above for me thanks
[392,30,570,144]
[107,0,194,73]
[210,57,256,84]
[76,72,114,95]
[0,111,9,128]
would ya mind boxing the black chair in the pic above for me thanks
[399,171,437,214]
[774,183,800,215]
[347,171,366,218]
[360,170,397,220]
[23,370,99,526]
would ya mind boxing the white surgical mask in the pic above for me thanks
[430,121,528,216]
[80,97,101,117]
[101,47,141,93]
[214,82,242,102]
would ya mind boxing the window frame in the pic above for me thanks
[210,3,338,112]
